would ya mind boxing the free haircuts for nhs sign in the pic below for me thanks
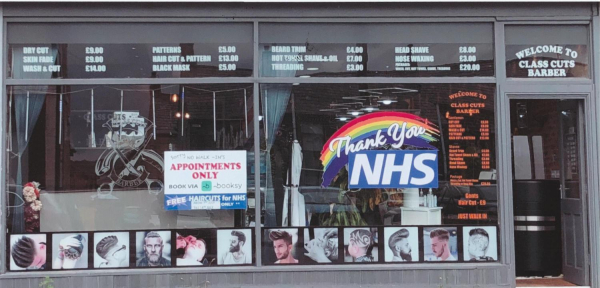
[164,151,247,210]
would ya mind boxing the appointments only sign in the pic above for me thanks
[164,151,247,210]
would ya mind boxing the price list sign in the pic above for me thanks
[85,47,106,73]
[260,43,493,77]
[9,43,253,79]
[15,45,62,77]
[444,90,496,222]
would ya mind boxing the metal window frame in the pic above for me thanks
[0,11,595,284]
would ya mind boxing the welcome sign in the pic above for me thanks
[320,112,440,188]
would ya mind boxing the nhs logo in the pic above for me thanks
[348,150,438,189]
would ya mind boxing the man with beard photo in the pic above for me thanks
[220,230,251,265]
[388,229,412,262]
[428,228,456,261]
[269,230,298,264]
[137,231,171,267]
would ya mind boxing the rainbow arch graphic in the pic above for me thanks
[320,112,440,187]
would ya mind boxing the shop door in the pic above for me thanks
[508,95,590,287]
[557,99,589,286]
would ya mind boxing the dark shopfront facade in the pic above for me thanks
[1,2,600,288]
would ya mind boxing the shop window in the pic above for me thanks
[7,23,253,79]
[5,84,255,270]
[259,83,499,265]
[259,23,494,77]
[505,25,590,78]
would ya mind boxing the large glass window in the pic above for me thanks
[259,83,498,265]
[6,84,256,270]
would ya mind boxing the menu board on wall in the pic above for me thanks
[505,44,589,78]
[9,43,253,79]
[261,43,494,77]
[443,90,496,222]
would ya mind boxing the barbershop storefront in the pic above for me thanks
[1,2,600,288]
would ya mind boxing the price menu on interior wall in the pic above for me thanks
[260,43,494,77]
[444,90,495,222]
[8,43,253,78]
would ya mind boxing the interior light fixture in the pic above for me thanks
[361,105,380,112]
[377,98,397,105]
[185,112,190,119]
[347,110,364,116]
[336,116,349,121]
[175,112,182,118]
[171,94,179,103]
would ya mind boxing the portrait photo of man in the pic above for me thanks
[384,227,418,262]
[266,229,298,264]
[463,226,497,262]
[136,231,171,267]
[217,229,252,265]
[424,227,458,262]
[344,228,378,263]
[175,230,216,267]
[10,234,47,271]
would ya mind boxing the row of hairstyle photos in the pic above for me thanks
[7,228,254,271]
[262,226,499,265]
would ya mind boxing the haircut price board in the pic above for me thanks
[164,151,247,211]
[9,43,252,79]
[260,43,493,77]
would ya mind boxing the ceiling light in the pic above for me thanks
[336,116,349,121]
[175,112,181,118]
[377,98,397,105]
[171,94,178,103]
[185,113,190,119]
[348,110,364,116]
[361,106,380,112]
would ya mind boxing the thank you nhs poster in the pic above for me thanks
[164,150,247,210]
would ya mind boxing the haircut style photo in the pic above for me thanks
[10,234,47,271]
[463,226,498,262]
[52,233,89,269]
[423,227,458,262]
[217,229,252,265]
[263,228,300,265]
[303,228,339,264]
[384,227,419,262]
[175,230,216,267]
[93,232,130,268]
[136,231,171,267]
[344,228,378,263]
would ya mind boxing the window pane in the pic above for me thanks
[505,25,590,78]
[259,23,494,77]
[259,83,498,265]
[6,84,255,234]
[8,23,253,79]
